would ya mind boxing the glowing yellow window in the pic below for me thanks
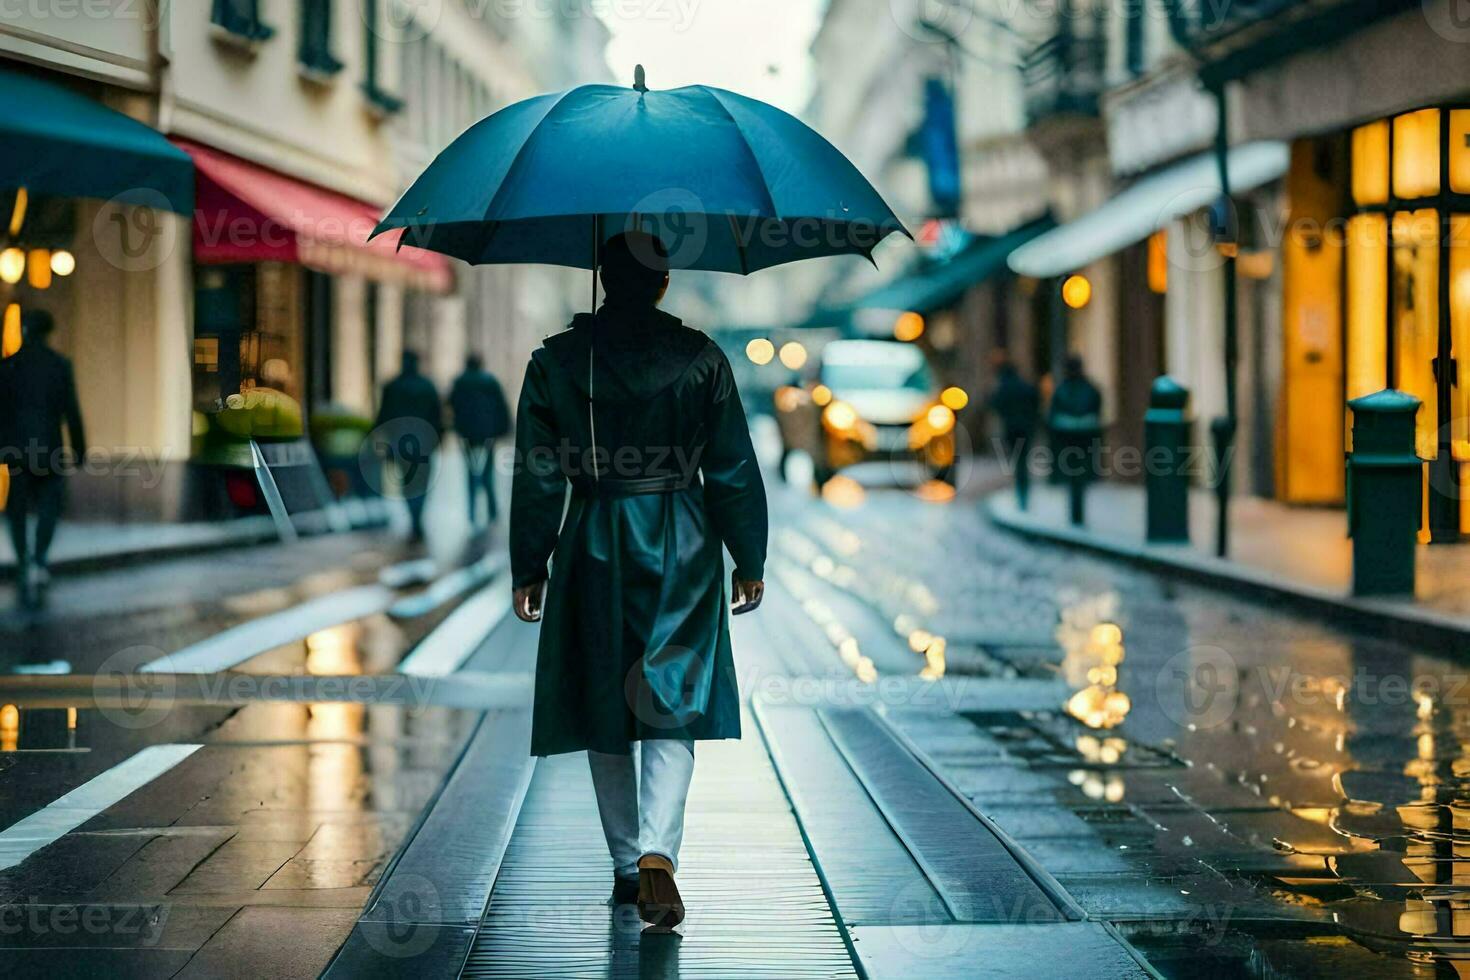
[1452,110,1470,195]
[1393,209,1439,459]
[1453,215,1470,460]
[1345,213,1388,409]
[1393,109,1441,200]
[1352,119,1389,206]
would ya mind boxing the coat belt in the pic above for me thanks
[570,474,697,498]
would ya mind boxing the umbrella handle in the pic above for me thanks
[588,216,600,482]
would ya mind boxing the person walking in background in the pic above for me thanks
[988,353,1039,509]
[510,231,768,931]
[0,310,85,609]
[1047,354,1104,506]
[449,353,511,528]
[374,351,443,542]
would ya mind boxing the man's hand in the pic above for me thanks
[513,581,546,622]
[731,574,764,615]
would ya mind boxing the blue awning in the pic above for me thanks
[0,69,193,214]
[1008,141,1288,279]
[857,216,1055,313]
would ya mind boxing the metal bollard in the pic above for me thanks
[1347,389,1423,596]
[1144,376,1192,543]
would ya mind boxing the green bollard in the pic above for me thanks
[1144,376,1192,543]
[1347,389,1423,596]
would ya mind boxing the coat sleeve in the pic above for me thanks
[510,354,566,588]
[701,347,768,581]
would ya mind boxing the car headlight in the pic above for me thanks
[925,404,955,435]
[823,400,859,432]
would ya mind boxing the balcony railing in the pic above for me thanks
[1020,32,1107,124]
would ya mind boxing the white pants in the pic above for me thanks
[587,740,695,879]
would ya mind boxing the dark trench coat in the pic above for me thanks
[510,304,768,756]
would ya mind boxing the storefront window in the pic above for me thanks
[1352,120,1389,206]
[1393,209,1440,459]
[1452,111,1470,195]
[1347,104,1470,535]
[1393,109,1441,200]
[1346,213,1387,401]
[1453,215,1470,458]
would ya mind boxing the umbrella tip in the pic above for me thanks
[633,64,647,93]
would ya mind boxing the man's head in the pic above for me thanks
[20,309,54,346]
[401,350,421,375]
[599,231,670,307]
[465,352,483,372]
[1064,354,1085,380]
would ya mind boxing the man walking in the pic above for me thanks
[988,354,1039,509]
[511,232,767,930]
[0,310,85,609]
[449,353,511,528]
[374,351,443,542]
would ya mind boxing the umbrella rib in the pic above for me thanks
[728,214,750,275]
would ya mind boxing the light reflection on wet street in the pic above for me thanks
[770,474,1470,977]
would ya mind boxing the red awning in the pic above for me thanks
[176,139,452,293]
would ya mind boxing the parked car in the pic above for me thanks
[774,339,958,488]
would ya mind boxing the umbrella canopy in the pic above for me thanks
[373,71,907,274]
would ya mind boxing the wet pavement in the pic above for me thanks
[1,461,1469,976]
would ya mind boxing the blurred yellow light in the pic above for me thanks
[774,385,805,413]
[940,386,968,410]
[27,249,51,290]
[1091,622,1123,646]
[820,474,865,508]
[1062,274,1092,309]
[49,250,75,277]
[812,384,833,406]
[8,187,26,237]
[66,707,77,730]
[745,337,775,365]
[824,401,859,431]
[926,404,955,433]
[778,341,808,370]
[0,248,23,285]
[894,311,925,342]
[915,479,956,503]
[2,304,20,357]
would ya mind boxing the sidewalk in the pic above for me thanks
[987,480,1470,649]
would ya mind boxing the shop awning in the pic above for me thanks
[1007,141,1290,279]
[858,216,1056,313]
[0,68,193,213]
[177,140,452,293]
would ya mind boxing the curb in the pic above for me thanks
[983,492,1470,654]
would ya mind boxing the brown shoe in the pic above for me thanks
[637,854,685,930]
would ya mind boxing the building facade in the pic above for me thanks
[0,0,607,523]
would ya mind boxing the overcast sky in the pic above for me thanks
[596,0,826,112]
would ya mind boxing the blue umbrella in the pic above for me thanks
[373,67,907,276]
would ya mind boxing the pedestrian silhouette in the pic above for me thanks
[989,354,1039,509]
[0,310,86,609]
[509,231,768,930]
[449,353,511,528]
[374,351,443,542]
[1048,354,1104,489]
